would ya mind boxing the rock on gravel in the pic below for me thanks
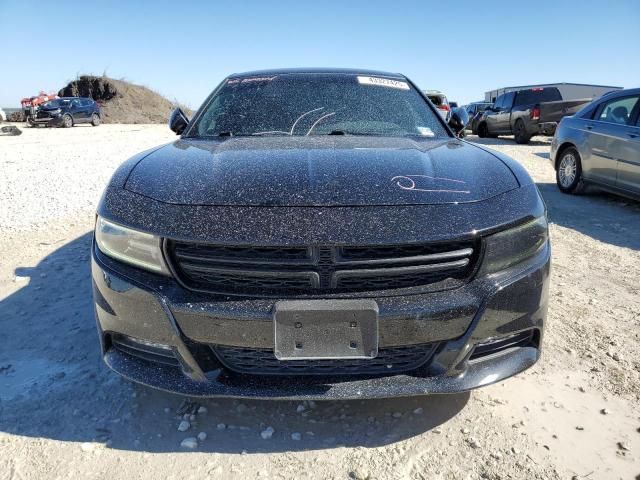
[466,437,481,449]
[349,467,370,480]
[177,420,190,432]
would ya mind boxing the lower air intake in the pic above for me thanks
[212,343,438,376]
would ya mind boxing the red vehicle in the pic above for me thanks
[21,91,59,125]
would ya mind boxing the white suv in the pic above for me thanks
[423,90,451,122]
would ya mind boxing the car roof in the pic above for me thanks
[228,68,406,79]
[598,87,640,99]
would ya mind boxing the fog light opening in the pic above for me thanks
[469,329,538,362]
[110,334,181,367]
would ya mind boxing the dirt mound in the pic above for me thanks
[58,75,187,124]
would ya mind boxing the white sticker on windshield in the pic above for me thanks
[417,126,435,137]
[357,76,410,90]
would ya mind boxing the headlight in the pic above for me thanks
[51,108,62,115]
[95,217,170,275]
[479,216,548,275]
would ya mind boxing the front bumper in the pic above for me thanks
[32,115,63,126]
[92,237,550,399]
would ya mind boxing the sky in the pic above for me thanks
[1,0,638,108]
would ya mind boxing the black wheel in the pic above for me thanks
[62,114,73,128]
[91,113,101,126]
[477,122,488,138]
[514,119,531,144]
[556,147,585,194]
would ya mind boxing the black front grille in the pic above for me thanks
[166,240,479,296]
[213,343,437,376]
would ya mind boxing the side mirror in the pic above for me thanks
[448,107,469,136]
[169,107,189,135]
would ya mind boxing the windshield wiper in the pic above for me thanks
[214,132,259,137]
[326,130,388,136]
[251,131,291,136]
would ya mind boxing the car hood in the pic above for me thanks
[124,136,520,206]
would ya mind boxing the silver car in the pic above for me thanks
[550,88,640,199]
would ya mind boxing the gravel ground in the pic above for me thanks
[1,125,639,480]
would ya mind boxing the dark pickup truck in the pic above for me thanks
[476,87,591,144]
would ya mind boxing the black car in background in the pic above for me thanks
[464,102,493,134]
[32,97,102,127]
[92,68,549,399]
[476,87,591,143]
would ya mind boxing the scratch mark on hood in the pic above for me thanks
[391,175,471,194]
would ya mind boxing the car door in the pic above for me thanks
[494,91,514,133]
[615,100,640,194]
[85,99,98,120]
[485,95,504,133]
[584,94,640,187]
[70,99,84,122]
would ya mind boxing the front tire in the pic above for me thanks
[514,120,531,144]
[556,147,585,194]
[62,114,73,128]
[477,122,488,138]
[91,113,101,126]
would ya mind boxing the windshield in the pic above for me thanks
[42,99,70,108]
[188,74,449,138]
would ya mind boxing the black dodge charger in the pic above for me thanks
[92,69,550,399]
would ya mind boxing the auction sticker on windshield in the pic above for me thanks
[357,76,410,90]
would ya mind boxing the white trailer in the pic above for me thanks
[484,83,622,103]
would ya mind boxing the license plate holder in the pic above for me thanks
[274,300,379,360]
